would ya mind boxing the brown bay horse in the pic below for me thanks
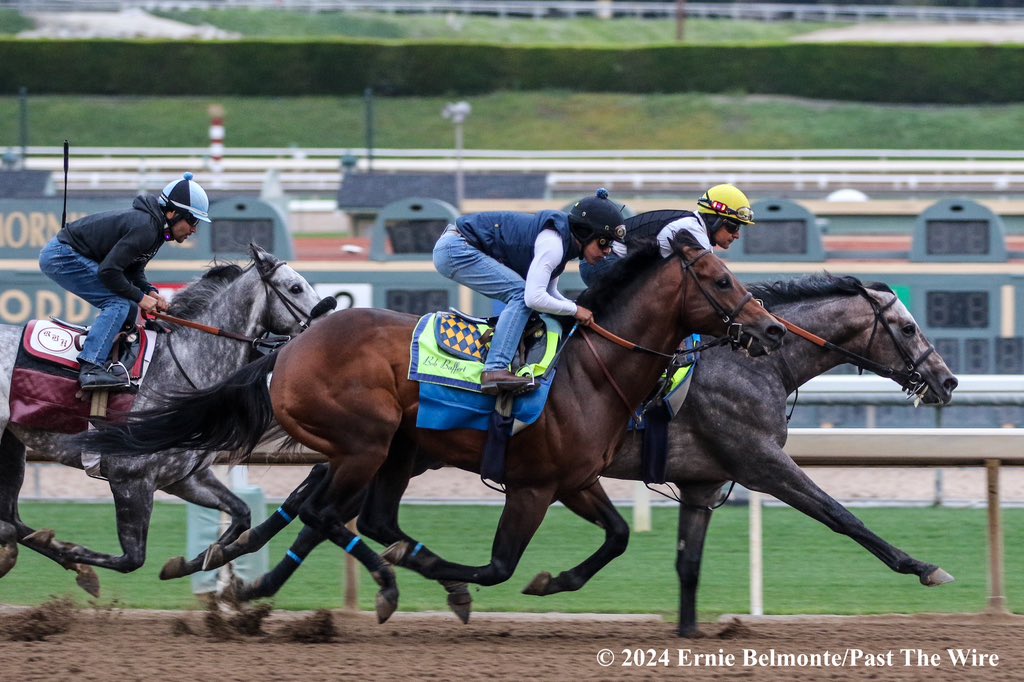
[79,236,785,621]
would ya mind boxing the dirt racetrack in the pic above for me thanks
[0,604,1020,681]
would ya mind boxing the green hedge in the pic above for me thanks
[2,39,1022,103]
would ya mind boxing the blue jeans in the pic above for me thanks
[433,226,529,371]
[39,238,137,367]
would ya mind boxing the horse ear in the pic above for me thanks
[250,242,279,276]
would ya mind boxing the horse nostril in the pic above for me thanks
[768,323,786,338]
[945,377,959,392]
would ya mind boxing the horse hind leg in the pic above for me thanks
[226,524,328,604]
[521,481,629,597]
[389,484,555,588]
[294,459,399,624]
[358,444,473,624]
[0,519,18,577]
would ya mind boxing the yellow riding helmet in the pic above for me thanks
[696,184,755,226]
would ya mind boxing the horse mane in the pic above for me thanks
[167,263,246,318]
[748,272,894,308]
[577,231,705,318]
[576,240,663,316]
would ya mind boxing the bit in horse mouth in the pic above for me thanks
[907,384,930,408]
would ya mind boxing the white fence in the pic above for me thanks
[15,146,1024,195]
[3,1,1023,24]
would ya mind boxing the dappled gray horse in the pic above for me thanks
[0,243,331,594]
[196,274,957,636]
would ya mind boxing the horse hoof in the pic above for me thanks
[74,565,101,597]
[381,541,411,566]
[522,571,553,596]
[0,543,18,578]
[444,582,472,624]
[375,590,399,624]
[23,528,56,548]
[160,556,187,581]
[203,544,226,572]
[922,567,955,586]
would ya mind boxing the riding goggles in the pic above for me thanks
[698,198,754,224]
[182,212,200,227]
[720,220,742,235]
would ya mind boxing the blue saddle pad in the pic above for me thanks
[417,370,557,432]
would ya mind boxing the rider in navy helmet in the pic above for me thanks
[39,172,210,390]
[434,188,625,394]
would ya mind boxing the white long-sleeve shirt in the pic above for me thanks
[656,213,712,255]
[523,229,577,316]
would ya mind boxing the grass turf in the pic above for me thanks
[3,502,1020,621]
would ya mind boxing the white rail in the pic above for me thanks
[15,146,1024,195]
[3,1,1023,24]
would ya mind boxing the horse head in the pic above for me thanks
[249,242,336,336]
[672,234,785,356]
[859,281,958,405]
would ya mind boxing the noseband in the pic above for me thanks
[775,286,934,398]
[679,249,755,348]
[857,287,934,394]
[159,258,332,389]
[258,259,328,333]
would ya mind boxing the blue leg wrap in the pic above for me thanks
[411,542,424,557]
[286,550,303,565]
[344,536,361,554]
[276,506,294,523]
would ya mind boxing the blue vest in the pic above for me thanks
[456,210,578,277]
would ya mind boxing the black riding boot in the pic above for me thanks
[78,361,130,391]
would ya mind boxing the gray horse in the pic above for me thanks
[186,274,958,637]
[0,243,331,594]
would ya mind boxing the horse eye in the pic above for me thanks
[716,276,731,289]
[289,284,304,294]
[901,323,916,336]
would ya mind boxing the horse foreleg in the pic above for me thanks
[157,468,251,579]
[674,483,722,638]
[182,463,335,581]
[521,481,629,596]
[747,454,954,586]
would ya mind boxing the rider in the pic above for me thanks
[433,188,626,395]
[39,172,211,390]
[581,183,755,286]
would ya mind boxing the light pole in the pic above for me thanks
[442,101,471,211]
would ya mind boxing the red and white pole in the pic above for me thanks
[208,104,225,187]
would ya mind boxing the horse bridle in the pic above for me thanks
[580,247,760,416]
[678,249,755,349]
[158,259,335,389]
[258,259,336,337]
[775,286,934,399]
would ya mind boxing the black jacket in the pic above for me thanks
[57,194,166,303]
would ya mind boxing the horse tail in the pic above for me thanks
[78,352,279,457]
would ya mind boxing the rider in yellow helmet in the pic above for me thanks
[586,184,755,286]
[658,183,755,254]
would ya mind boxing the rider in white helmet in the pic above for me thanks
[39,172,211,390]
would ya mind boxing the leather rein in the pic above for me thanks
[579,248,756,416]
[149,260,334,389]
